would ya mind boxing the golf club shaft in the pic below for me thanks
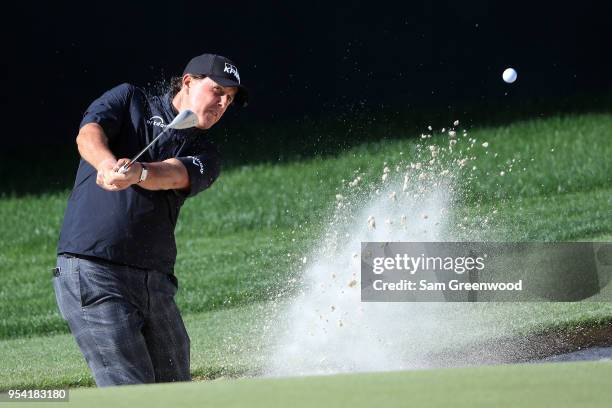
[118,127,170,174]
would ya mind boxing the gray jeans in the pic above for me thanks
[52,254,191,387]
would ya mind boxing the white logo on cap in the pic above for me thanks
[223,63,240,84]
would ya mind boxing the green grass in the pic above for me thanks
[0,112,611,390]
[1,113,610,340]
[453,187,612,241]
[6,361,612,408]
[0,302,275,390]
[3,299,612,392]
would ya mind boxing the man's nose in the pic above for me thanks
[218,95,231,109]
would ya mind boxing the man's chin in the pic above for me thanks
[196,119,216,130]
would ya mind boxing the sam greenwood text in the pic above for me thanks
[372,279,523,291]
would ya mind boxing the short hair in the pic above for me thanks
[170,74,207,96]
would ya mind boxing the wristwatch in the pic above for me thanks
[138,163,148,183]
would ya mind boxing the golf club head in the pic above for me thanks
[168,109,198,129]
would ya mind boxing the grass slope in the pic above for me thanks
[7,361,612,408]
[0,113,611,390]
[1,113,610,340]
[3,298,612,391]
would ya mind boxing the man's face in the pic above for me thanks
[182,76,238,129]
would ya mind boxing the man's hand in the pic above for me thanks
[96,158,142,191]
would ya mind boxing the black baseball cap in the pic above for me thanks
[183,53,249,108]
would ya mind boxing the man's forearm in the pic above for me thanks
[76,123,189,192]
[76,123,116,170]
[136,159,190,192]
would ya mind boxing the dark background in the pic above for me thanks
[3,1,611,164]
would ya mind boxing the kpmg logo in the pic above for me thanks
[189,156,205,174]
[147,116,166,128]
[223,63,240,84]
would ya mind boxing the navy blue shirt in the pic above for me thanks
[57,83,221,273]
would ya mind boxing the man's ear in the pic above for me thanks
[182,74,192,92]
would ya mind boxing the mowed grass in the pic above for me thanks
[0,113,611,390]
[3,299,612,391]
[0,113,611,340]
[6,361,612,408]
[0,302,277,390]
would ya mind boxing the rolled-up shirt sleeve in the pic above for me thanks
[175,142,221,198]
[79,83,134,142]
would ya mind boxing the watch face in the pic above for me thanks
[139,164,148,182]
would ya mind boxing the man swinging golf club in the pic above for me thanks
[53,53,248,386]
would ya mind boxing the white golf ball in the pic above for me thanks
[502,68,517,83]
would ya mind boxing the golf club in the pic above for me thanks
[117,109,199,174]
